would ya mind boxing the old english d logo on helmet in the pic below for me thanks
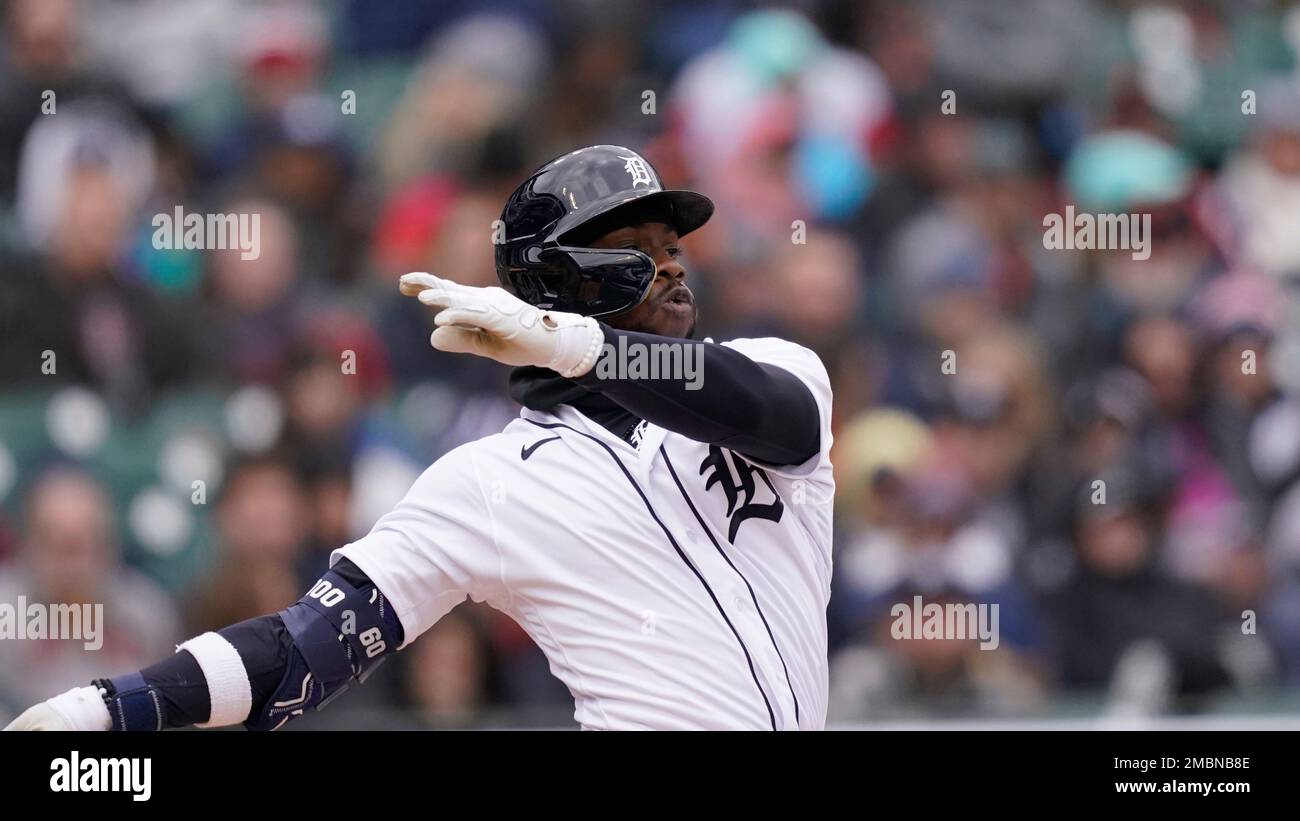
[495,145,714,318]
[621,154,654,188]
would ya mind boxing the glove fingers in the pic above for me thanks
[401,272,474,309]
[432,306,487,328]
[417,286,461,310]
[398,271,441,296]
[430,325,482,354]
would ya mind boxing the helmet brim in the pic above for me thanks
[553,188,714,246]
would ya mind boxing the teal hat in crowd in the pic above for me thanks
[1064,130,1194,211]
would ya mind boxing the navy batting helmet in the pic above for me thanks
[495,145,713,318]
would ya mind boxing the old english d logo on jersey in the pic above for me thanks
[700,445,784,543]
[622,155,654,188]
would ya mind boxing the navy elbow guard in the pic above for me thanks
[247,568,403,731]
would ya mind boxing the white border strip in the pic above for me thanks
[830,715,1300,731]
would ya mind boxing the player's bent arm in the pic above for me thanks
[396,273,823,465]
[575,325,821,466]
[2,558,404,731]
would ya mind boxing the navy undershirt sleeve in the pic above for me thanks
[574,325,820,466]
[136,644,210,727]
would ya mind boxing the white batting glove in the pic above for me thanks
[3,686,112,731]
[399,272,605,378]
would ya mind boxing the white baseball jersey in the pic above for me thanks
[333,337,834,730]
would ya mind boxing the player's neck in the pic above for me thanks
[508,365,639,440]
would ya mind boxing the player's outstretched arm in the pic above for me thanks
[2,558,403,731]
[574,326,821,466]
[398,271,821,466]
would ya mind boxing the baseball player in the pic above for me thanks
[5,145,834,731]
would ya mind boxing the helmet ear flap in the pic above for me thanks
[502,250,567,309]
[537,245,657,317]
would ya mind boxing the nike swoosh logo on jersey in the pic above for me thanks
[520,435,561,461]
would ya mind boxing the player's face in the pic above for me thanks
[591,222,697,339]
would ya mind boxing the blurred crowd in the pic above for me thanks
[2,0,1300,727]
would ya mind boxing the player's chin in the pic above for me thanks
[609,301,697,339]
[653,306,697,340]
